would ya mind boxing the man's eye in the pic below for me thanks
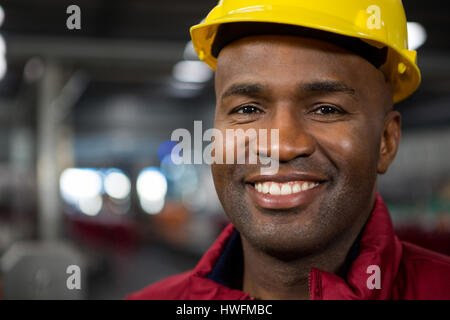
[234,105,261,114]
[313,105,342,115]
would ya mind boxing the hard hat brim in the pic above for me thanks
[190,4,421,103]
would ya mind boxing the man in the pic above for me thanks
[127,0,450,299]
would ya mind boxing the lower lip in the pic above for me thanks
[246,182,325,210]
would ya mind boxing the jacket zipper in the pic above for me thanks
[308,271,313,300]
[309,268,321,300]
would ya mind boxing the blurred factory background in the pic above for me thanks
[0,0,448,299]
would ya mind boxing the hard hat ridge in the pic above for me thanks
[190,0,421,103]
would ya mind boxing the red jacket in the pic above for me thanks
[127,194,450,300]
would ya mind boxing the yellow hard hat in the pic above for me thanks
[190,0,421,103]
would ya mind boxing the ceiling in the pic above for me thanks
[0,0,449,129]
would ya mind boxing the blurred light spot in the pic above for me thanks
[161,154,185,181]
[179,166,199,194]
[169,81,205,98]
[174,165,199,200]
[407,22,427,50]
[0,33,4,82]
[24,57,45,82]
[137,168,167,214]
[0,35,5,55]
[139,198,165,215]
[0,6,4,27]
[60,168,102,205]
[78,195,103,216]
[173,60,213,83]
[158,140,178,162]
[171,81,204,91]
[0,56,6,81]
[104,169,131,200]
[183,41,198,60]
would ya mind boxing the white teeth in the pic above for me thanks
[254,181,319,195]
[269,183,281,195]
[280,184,292,195]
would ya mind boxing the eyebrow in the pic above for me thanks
[221,83,266,100]
[220,80,356,101]
[300,80,356,96]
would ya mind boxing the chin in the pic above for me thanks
[239,218,332,259]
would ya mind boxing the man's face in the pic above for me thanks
[212,35,398,257]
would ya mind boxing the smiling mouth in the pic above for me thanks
[245,173,327,210]
[253,181,320,195]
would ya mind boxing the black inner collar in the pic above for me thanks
[206,227,363,290]
[206,229,244,290]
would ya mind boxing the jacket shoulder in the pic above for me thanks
[125,270,194,300]
[394,241,450,299]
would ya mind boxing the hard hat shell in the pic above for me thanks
[190,0,421,103]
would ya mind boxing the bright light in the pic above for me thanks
[0,56,6,81]
[0,35,5,55]
[104,169,131,200]
[137,168,167,214]
[0,6,4,27]
[137,168,167,201]
[139,198,165,215]
[78,195,103,216]
[407,22,427,50]
[173,60,213,83]
[60,168,103,205]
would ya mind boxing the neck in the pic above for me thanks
[241,222,364,300]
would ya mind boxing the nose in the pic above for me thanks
[258,106,316,162]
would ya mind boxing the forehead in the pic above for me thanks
[215,35,385,99]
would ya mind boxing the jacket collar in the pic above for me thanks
[313,193,403,299]
[190,193,402,300]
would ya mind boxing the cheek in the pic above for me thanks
[211,163,233,212]
[315,122,380,175]
[211,166,221,203]
[211,163,226,195]
[211,127,237,165]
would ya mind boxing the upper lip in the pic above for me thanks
[245,171,328,184]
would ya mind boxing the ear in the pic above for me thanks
[377,110,401,174]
